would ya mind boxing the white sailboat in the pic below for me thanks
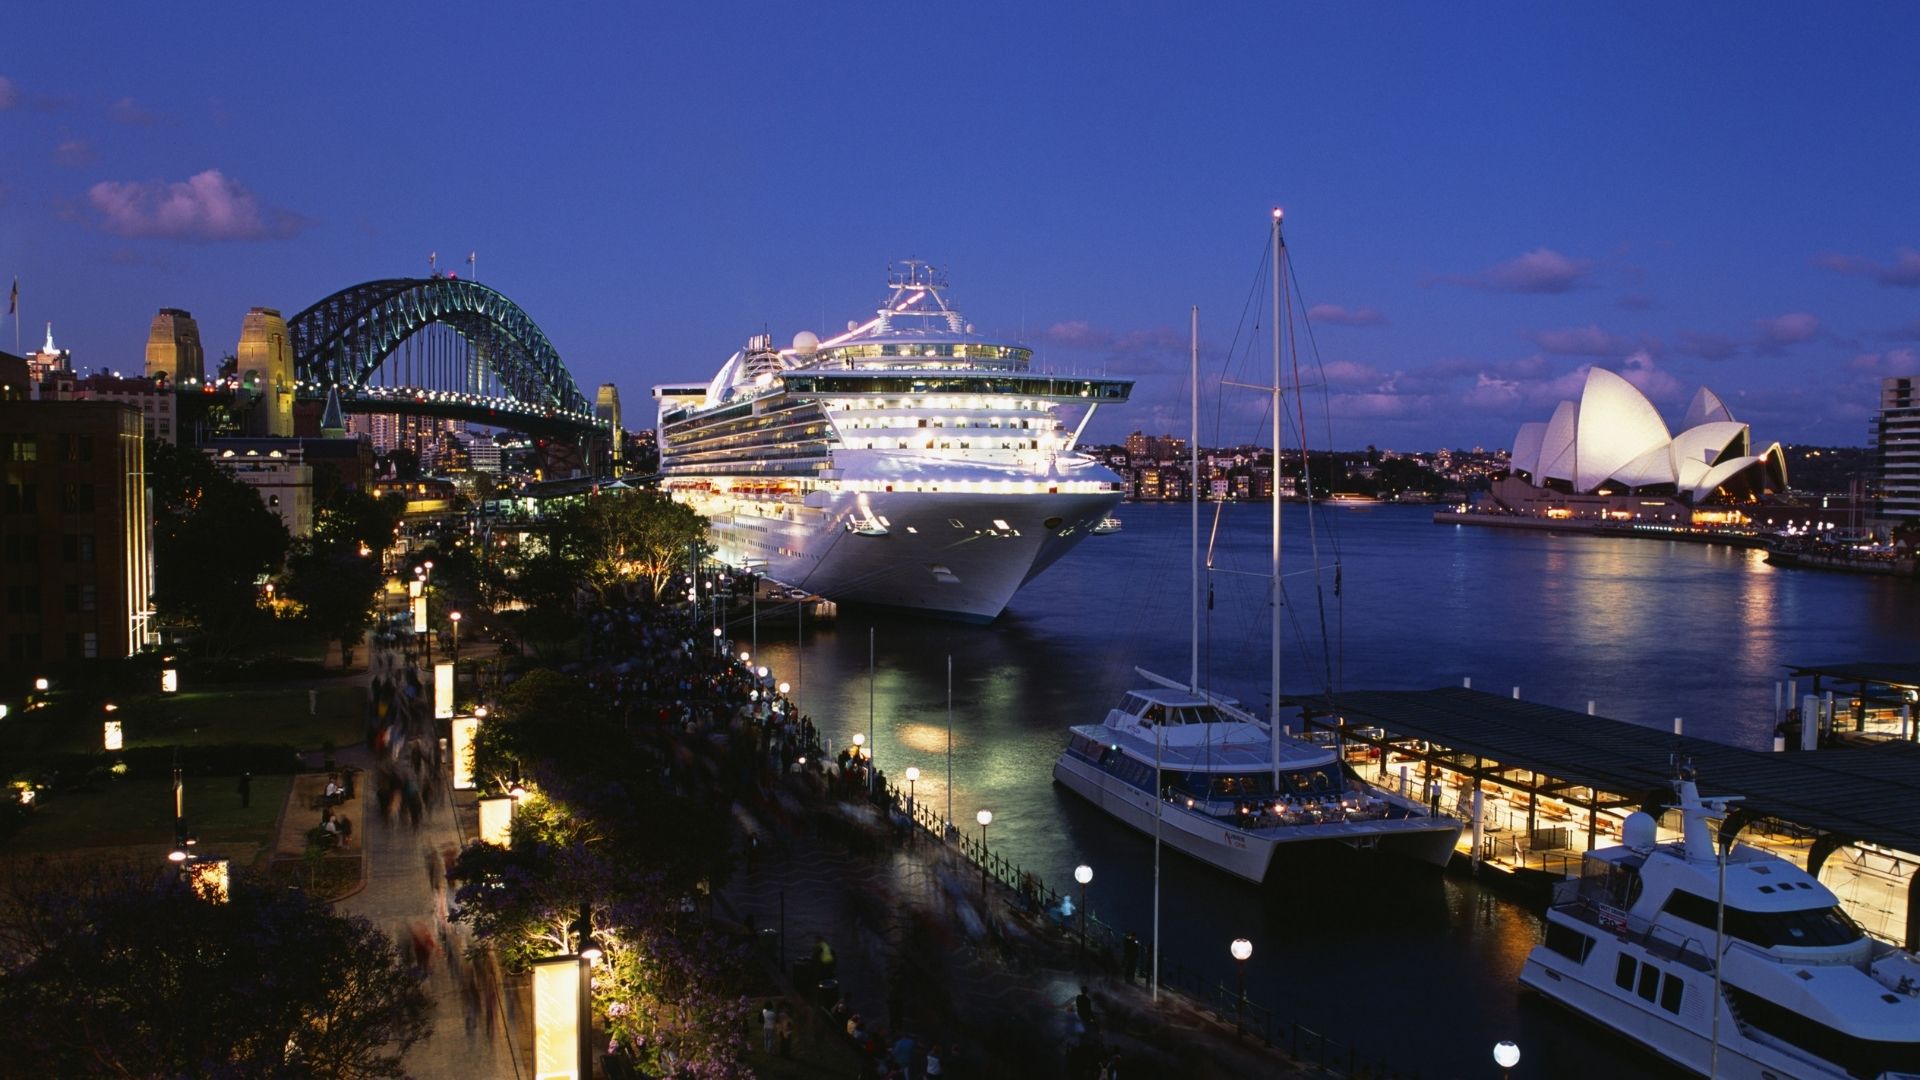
[1052,210,1463,883]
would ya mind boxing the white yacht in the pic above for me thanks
[653,263,1131,623]
[1052,211,1461,881]
[1053,671,1464,880]
[1519,769,1920,1079]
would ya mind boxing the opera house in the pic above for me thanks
[1491,367,1787,523]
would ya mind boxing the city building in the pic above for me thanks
[23,324,70,387]
[1494,367,1786,520]
[237,307,294,437]
[596,383,622,469]
[203,440,314,538]
[145,308,206,386]
[468,437,502,473]
[0,399,154,667]
[41,372,178,447]
[1875,376,1920,524]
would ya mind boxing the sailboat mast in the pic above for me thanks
[1190,305,1200,693]
[1271,208,1286,790]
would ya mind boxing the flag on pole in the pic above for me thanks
[7,278,15,316]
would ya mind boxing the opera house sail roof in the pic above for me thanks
[1508,368,1786,502]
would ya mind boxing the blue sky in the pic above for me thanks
[3,4,1916,450]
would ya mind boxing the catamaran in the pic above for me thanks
[1051,210,1462,882]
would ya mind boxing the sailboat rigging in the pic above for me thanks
[1050,209,1464,882]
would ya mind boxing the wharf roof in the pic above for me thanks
[1785,661,1920,693]
[1291,686,1920,857]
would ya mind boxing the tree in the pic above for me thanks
[0,859,430,1077]
[148,440,290,653]
[550,490,711,602]
[281,488,402,666]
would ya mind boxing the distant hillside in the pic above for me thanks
[1782,445,1876,495]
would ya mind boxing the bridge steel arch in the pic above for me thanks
[288,277,597,430]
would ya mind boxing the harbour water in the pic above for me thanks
[739,503,1920,1078]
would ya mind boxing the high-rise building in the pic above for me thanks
[237,307,294,437]
[0,399,154,667]
[1874,376,1920,523]
[146,308,206,385]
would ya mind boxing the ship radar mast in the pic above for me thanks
[877,260,966,334]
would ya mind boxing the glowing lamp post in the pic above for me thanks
[712,625,722,656]
[1229,937,1253,1034]
[449,611,461,667]
[904,766,919,815]
[976,809,993,899]
[1493,1040,1521,1079]
[1074,864,1093,970]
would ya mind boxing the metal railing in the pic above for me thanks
[869,776,1432,1079]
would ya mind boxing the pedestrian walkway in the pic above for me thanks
[313,600,523,1080]
[720,792,1319,1078]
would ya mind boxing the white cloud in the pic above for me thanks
[86,169,307,241]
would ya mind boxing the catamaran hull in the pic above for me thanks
[1051,754,1462,882]
[685,487,1121,622]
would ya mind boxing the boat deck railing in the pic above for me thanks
[875,776,1442,1079]
[1551,896,1716,971]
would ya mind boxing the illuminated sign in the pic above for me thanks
[104,720,123,751]
[413,596,427,633]
[434,662,454,720]
[478,794,513,845]
[160,668,178,693]
[451,714,479,789]
[532,955,587,1079]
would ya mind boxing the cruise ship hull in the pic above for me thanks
[1051,753,1462,881]
[687,486,1121,623]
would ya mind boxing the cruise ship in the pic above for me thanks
[653,263,1132,622]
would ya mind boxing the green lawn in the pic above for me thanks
[118,685,366,752]
[2,685,368,763]
[5,773,292,854]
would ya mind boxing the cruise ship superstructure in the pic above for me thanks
[654,264,1132,622]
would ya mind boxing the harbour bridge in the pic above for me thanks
[288,276,605,442]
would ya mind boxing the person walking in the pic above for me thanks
[761,1000,777,1053]
[237,771,251,808]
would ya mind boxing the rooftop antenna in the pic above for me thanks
[467,251,476,282]
[429,251,438,278]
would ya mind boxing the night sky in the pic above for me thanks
[4,5,1915,450]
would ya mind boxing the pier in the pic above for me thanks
[1294,686,1920,949]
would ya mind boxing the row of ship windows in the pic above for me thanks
[839,417,1054,431]
[841,438,1052,452]
[829,344,1029,362]
[830,397,1054,412]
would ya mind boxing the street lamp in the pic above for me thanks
[904,766,919,815]
[712,625,722,655]
[976,809,993,899]
[1493,1040,1520,1079]
[1229,937,1253,1034]
[450,611,462,667]
[1074,864,1093,970]
[573,903,602,964]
